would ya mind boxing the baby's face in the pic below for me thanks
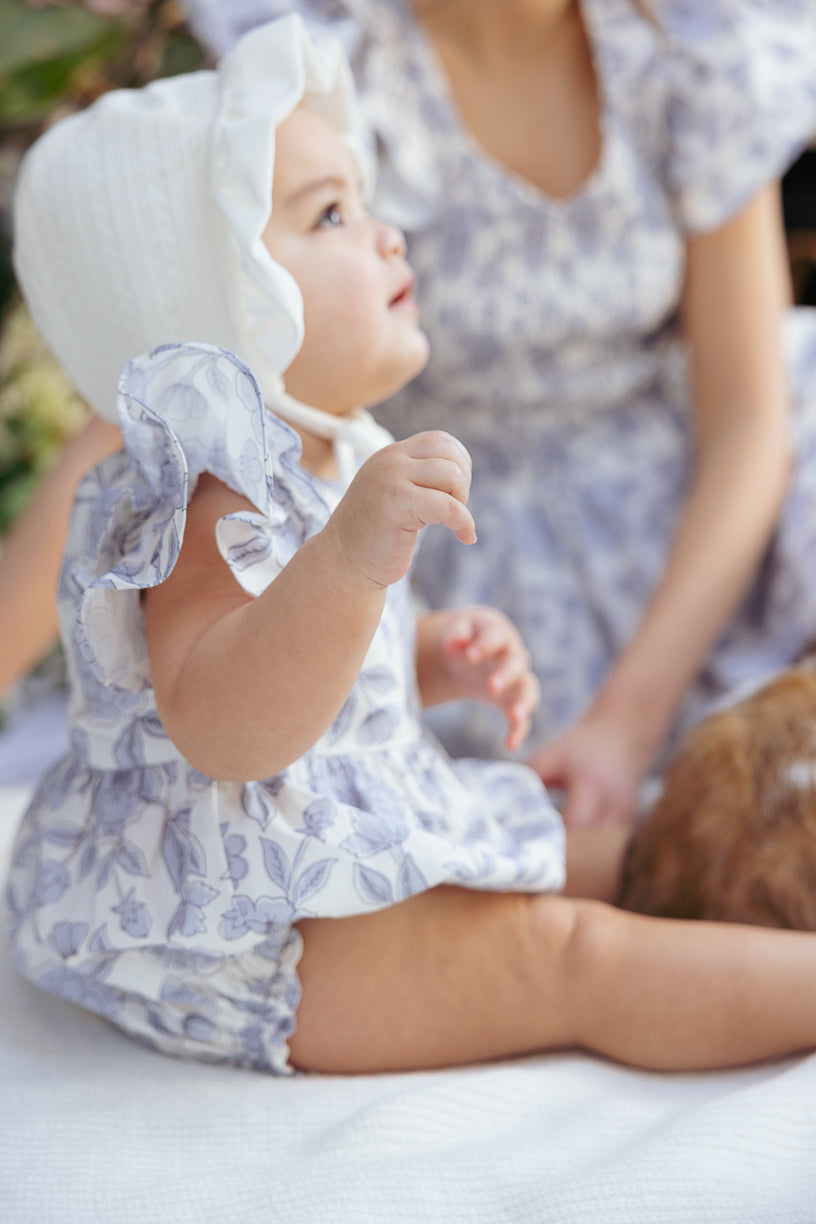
[262,106,429,415]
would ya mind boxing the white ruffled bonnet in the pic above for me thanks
[12,14,372,429]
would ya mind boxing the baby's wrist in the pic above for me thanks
[319,518,390,593]
[415,612,463,708]
[306,526,391,614]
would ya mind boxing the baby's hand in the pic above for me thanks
[430,607,540,752]
[328,431,476,588]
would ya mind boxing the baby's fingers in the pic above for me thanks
[488,651,536,699]
[498,670,540,752]
[405,430,472,473]
[410,453,471,504]
[407,442,475,543]
[413,486,477,544]
[504,708,532,754]
[407,433,472,500]
[442,613,513,663]
[440,613,479,652]
[467,619,515,664]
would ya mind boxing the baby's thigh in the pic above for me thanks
[290,885,590,1074]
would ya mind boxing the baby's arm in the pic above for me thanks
[144,430,475,780]
[416,608,539,751]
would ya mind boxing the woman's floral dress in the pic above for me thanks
[185,0,816,764]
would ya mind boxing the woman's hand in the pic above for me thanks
[528,709,645,828]
[327,431,476,588]
[417,607,539,752]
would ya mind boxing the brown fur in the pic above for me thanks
[617,663,816,929]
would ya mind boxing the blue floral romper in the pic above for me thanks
[6,344,565,1072]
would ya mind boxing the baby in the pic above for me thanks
[6,15,563,1073]
[9,16,816,1078]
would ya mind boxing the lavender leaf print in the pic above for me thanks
[117,841,150,877]
[354,864,394,907]
[358,707,400,746]
[36,862,69,906]
[398,855,428,901]
[359,665,395,694]
[44,824,84,849]
[260,837,291,891]
[293,858,335,908]
[78,843,97,880]
[48,920,88,959]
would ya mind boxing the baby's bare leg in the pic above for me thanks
[290,885,816,1074]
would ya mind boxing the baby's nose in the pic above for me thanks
[377,222,406,258]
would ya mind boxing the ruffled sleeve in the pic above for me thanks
[75,343,329,693]
[663,0,816,232]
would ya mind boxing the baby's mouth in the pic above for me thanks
[389,273,416,308]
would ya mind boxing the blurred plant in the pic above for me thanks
[0,0,205,532]
[0,300,89,532]
[0,0,203,132]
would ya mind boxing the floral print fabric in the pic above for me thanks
[184,0,816,766]
[7,344,565,1072]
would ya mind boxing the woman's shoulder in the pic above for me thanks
[184,0,403,60]
[656,0,816,231]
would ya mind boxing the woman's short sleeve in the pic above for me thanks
[184,0,363,60]
[663,0,816,232]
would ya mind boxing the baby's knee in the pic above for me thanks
[523,894,623,992]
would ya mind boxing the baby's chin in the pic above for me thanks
[358,337,431,410]
[414,329,431,373]
[396,328,432,389]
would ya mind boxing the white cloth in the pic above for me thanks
[2,780,816,1221]
[276,389,395,481]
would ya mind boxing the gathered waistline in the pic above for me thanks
[73,720,431,773]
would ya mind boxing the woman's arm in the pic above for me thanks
[0,415,122,700]
[532,183,793,824]
[595,184,792,743]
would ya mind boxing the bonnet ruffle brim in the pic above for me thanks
[13,14,368,422]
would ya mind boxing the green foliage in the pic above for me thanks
[0,0,205,533]
[0,301,89,533]
[0,2,126,124]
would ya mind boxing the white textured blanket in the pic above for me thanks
[2,781,816,1224]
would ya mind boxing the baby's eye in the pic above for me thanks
[316,204,343,229]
